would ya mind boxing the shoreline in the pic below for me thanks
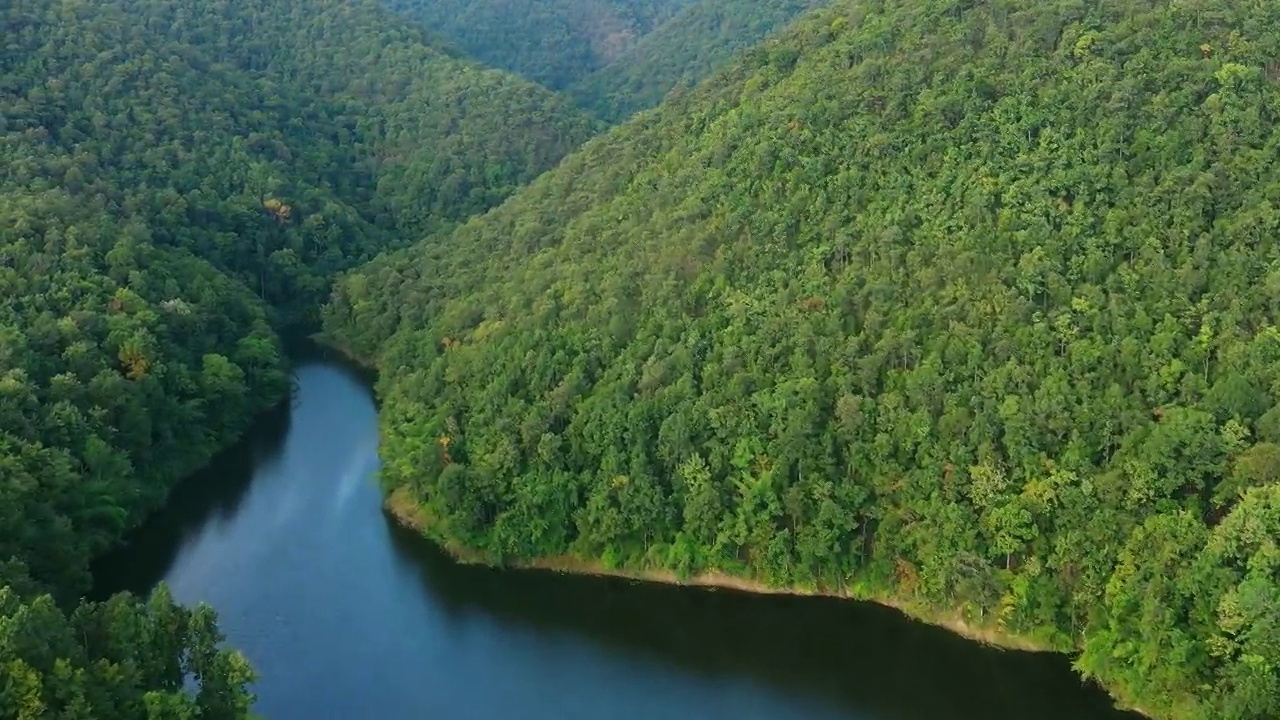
[352,335,1157,718]
[311,333,378,370]
[383,486,1051,654]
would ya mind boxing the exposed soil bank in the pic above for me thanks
[383,486,1051,654]
[387,487,1168,719]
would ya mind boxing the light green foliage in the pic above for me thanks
[326,0,1280,717]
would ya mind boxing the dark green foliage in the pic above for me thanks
[381,0,823,122]
[0,190,289,602]
[325,1,1280,717]
[0,192,283,717]
[1,0,598,591]
[568,0,827,122]
[3,0,599,712]
[379,0,695,91]
[4,0,599,324]
[0,583,255,720]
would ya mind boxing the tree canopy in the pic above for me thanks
[2,0,598,713]
[568,0,828,122]
[381,0,824,121]
[379,0,697,91]
[324,1,1280,718]
[0,584,256,720]
[5,0,600,323]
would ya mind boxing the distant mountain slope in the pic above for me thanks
[6,0,600,317]
[569,0,826,122]
[379,0,822,122]
[216,0,604,236]
[379,0,695,90]
[325,1,1280,718]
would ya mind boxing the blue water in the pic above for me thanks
[94,357,1140,720]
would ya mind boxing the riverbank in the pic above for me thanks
[311,333,378,371]
[383,486,1050,654]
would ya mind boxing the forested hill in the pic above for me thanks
[6,0,600,321]
[1,0,597,712]
[379,0,822,121]
[568,0,828,122]
[379,0,696,91]
[324,1,1280,718]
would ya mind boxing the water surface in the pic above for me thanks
[94,355,1141,720]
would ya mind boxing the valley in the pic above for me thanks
[3,0,1279,718]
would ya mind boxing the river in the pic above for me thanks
[92,354,1142,720]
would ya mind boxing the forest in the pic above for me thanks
[323,1,1280,719]
[379,0,695,91]
[9,0,1280,716]
[568,0,829,122]
[380,0,825,120]
[1,0,598,713]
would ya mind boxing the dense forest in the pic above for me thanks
[11,0,1280,715]
[381,0,822,121]
[568,0,828,122]
[1,584,257,719]
[379,0,696,91]
[5,0,599,323]
[325,0,1280,718]
[1,0,596,713]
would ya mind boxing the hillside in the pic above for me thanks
[379,0,695,91]
[569,0,826,122]
[324,1,1280,718]
[5,0,600,321]
[380,0,822,122]
[1,0,598,711]
[232,0,603,237]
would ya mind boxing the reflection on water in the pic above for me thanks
[92,403,292,595]
[386,524,1133,720]
[92,351,1141,720]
